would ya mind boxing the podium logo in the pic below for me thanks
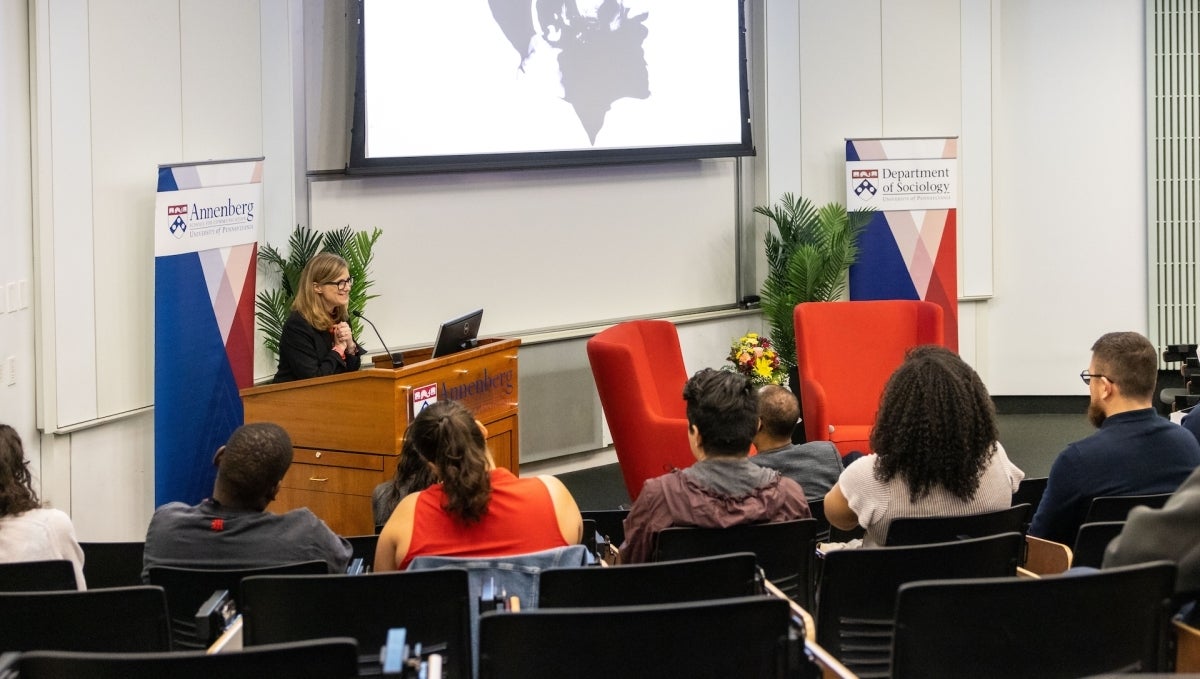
[167,204,188,238]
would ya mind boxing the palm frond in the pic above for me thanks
[757,195,872,369]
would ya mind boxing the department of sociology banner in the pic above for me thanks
[846,138,959,350]
[154,158,262,505]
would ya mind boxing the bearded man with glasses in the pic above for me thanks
[1029,331,1200,545]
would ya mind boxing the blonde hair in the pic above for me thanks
[291,252,349,331]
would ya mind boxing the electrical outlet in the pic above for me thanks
[3,356,13,386]
[2,282,10,313]
[18,279,29,310]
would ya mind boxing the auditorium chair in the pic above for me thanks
[815,532,1024,678]
[478,596,794,679]
[652,518,819,609]
[586,319,693,500]
[0,559,78,592]
[0,585,171,654]
[12,637,359,679]
[1070,520,1126,569]
[883,503,1032,546]
[147,560,327,650]
[80,541,145,589]
[891,561,1176,678]
[240,569,471,679]
[538,552,762,608]
[1083,491,1173,524]
[793,300,944,455]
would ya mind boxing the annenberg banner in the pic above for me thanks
[153,158,262,505]
[845,138,959,350]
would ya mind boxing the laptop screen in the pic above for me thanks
[431,309,483,359]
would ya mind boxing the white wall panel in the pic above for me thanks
[960,0,995,298]
[68,412,154,540]
[45,0,98,427]
[798,1,882,204]
[988,0,1145,394]
[881,0,961,138]
[180,0,262,160]
[88,0,182,415]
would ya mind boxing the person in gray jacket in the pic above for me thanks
[749,385,843,501]
[1103,464,1200,597]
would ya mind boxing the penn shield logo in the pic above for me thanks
[852,169,878,200]
[167,204,188,239]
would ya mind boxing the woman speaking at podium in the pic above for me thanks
[273,252,365,383]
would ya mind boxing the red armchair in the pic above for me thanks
[587,320,694,501]
[794,300,945,456]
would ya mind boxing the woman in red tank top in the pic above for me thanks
[374,400,583,572]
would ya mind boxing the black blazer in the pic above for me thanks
[273,310,363,383]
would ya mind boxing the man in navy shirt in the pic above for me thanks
[1029,331,1200,546]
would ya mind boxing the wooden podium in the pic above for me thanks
[240,338,520,536]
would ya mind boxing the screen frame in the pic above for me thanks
[346,0,755,175]
[431,308,485,359]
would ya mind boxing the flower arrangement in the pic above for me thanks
[724,332,787,386]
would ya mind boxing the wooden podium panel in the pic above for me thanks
[243,338,520,535]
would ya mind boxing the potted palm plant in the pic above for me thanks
[255,225,382,358]
[756,192,871,379]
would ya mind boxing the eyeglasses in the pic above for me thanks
[322,277,353,291]
[1079,370,1115,386]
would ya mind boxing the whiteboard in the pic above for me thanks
[307,158,740,348]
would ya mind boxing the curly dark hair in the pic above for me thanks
[0,424,41,517]
[870,345,999,503]
[682,368,758,457]
[408,400,492,524]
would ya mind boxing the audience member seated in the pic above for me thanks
[619,369,811,564]
[1103,464,1200,597]
[375,400,583,571]
[141,423,351,580]
[371,434,438,527]
[0,424,85,589]
[749,385,843,501]
[1029,331,1200,545]
[823,346,1024,548]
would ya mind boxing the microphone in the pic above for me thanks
[352,310,403,368]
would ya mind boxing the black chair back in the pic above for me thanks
[891,561,1177,679]
[807,498,865,543]
[1084,492,1173,524]
[478,596,793,679]
[884,503,1031,546]
[1072,520,1127,569]
[0,585,170,654]
[1011,476,1048,516]
[241,569,472,679]
[147,560,328,650]
[16,637,359,679]
[0,559,77,592]
[653,518,819,609]
[539,552,762,608]
[80,541,145,589]
[815,532,1024,678]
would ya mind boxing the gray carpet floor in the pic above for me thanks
[559,412,1098,511]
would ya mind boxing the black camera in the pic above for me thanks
[1162,343,1200,410]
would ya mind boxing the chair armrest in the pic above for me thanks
[800,377,830,442]
[1023,535,1073,575]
